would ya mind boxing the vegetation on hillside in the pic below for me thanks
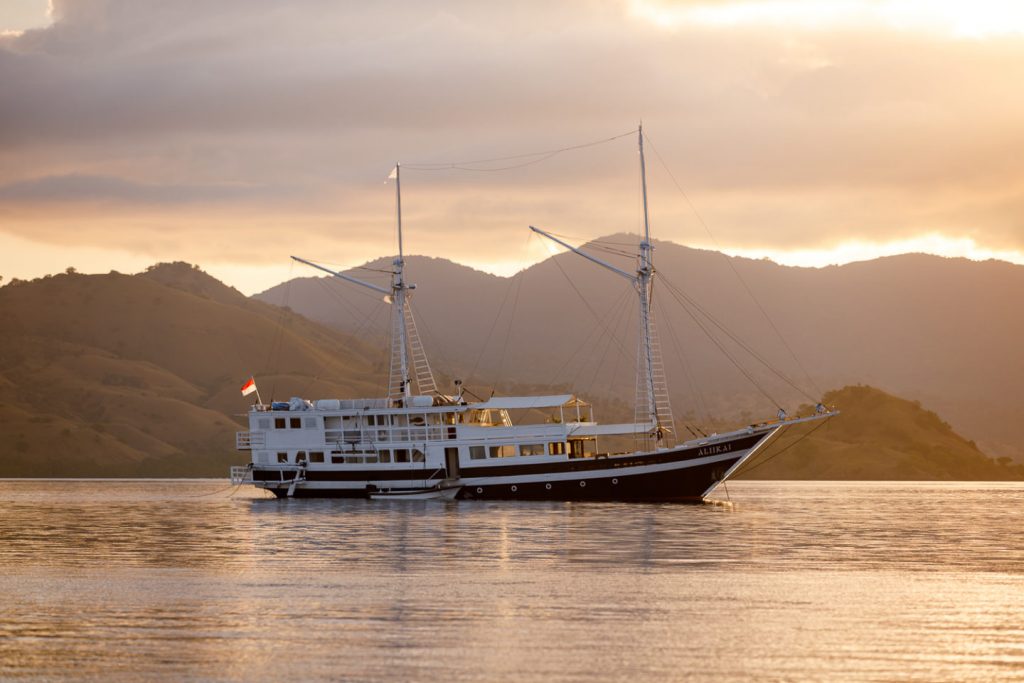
[736,385,1024,480]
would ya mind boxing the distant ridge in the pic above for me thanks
[1,261,1020,480]
[257,237,1024,463]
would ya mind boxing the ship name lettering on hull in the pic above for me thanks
[697,443,733,457]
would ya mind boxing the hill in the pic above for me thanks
[737,385,1024,480]
[256,240,1024,463]
[1,263,1020,481]
[0,263,382,476]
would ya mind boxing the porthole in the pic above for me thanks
[579,480,586,488]
[545,483,552,490]
[476,487,483,494]
[511,485,518,493]
[612,478,618,485]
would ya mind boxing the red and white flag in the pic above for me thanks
[240,377,257,397]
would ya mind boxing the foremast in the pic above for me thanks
[530,125,675,447]
[292,163,437,403]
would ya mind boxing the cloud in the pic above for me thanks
[0,173,279,204]
[0,0,1022,285]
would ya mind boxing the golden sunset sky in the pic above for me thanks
[1,0,1023,293]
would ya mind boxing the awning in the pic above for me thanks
[465,394,574,410]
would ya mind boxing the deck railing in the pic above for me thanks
[230,465,253,485]
[236,431,266,450]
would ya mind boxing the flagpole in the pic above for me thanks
[254,385,263,406]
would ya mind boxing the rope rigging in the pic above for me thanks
[281,125,826,428]
[659,276,784,409]
[732,415,834,478]
[658,274,817,404]
[466,270,521,382]
[652,291,711,433]
[642,131,823,399]
[402,129,638,172]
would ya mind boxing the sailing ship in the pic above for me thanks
[231,126,836,501]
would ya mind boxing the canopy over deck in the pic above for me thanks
[466,394,576,410]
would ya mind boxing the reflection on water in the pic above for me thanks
[1,480,1023,681]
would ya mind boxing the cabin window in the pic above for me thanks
[258,418,270,429]
[331,453,345,464]
[345,455,364,464]
[549,442,566,455]
[274,418,286,429]
[379,451,391,463]
[410,414,425,426]
[394,449,410,463]
[411,449,425,463]
[569,439,597,457]
[520,444,545,456]
[296,451,306,463]
[290,417,301,429]
[443,413,457,425]
[309,452,324,463]
[277,452,288,463]
[489,445,515,458]
[469,446,486,460]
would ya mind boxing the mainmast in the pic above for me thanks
[636,124,661,441]
[529,124,674,447]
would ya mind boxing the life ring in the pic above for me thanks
[510,485,518,493]
[579,480,586,488]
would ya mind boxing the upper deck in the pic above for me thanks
[239,393,656,460]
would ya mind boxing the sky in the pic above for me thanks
[1,0,1023,294]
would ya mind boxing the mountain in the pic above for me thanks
[736,385,1024,480]
[2,261,1019,481]
[256,239,1024,462]
[0,263,381,476]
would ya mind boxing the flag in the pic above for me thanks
[240,377,257,397]
[388,166,398,180]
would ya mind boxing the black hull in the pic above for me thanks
[456,455,744,502]
[255,430,771,502]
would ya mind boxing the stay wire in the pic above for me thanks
[402,128,638,172]
[642,132,823,399]
[732,417,833,478]
[495,271,524,382]
[549,255,633,378]
[467,274,519,382]
[660,275,816,403]
[660,276,782,409]
[653,289,710,429]
[574,285,635,394]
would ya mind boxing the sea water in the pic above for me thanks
[1,480,1022,682]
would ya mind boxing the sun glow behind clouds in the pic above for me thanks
[630,0,1024,38]
[716,234,1024,268]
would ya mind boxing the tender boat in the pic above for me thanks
[231,126,836,501]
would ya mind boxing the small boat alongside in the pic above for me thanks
[231,126,836,502]
[369,484,463,501]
